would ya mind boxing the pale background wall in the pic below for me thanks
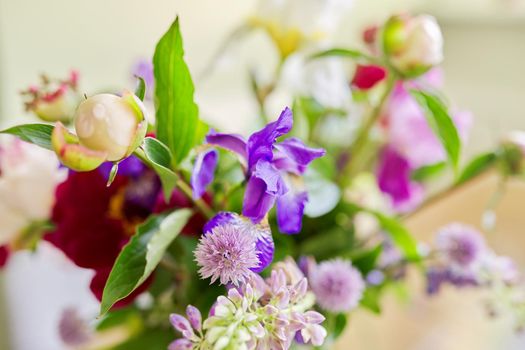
[0,0,525,349]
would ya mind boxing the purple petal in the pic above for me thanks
[203,211,236,234]
[191,149,218,199]
[185,305,202,332]
[169,314,192,334]
[243,160,287,223]
[168,339,193,350]
[99,155,145,179]
[243,176,277,223]
[276,190,308,234]
[274,138,325,174]
[246,107,293,170]
[206,131,247,160]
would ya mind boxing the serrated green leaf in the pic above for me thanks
[153,17,208,166]
[411,162,447,182]
[410,90,461,170]
[100,209,192,315]
[134,76,146,101]
[456,152,497,185]
[136,137,178,200]
[0,123,54,150]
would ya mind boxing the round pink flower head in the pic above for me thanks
[194,223,259,286]
[435,223,486,268]
[309,259,365,313]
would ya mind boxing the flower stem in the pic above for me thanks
[175,178,215,219]
[340,74,396,186]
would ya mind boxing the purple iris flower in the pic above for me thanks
[191,107,325,234]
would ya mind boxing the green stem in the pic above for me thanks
[340,75,396,185]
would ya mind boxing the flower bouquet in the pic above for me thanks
[2,2,525,349]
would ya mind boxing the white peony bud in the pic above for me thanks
[74,93,147,162]
[383,14,443,77]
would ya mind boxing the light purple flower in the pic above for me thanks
[192,107,325,234]
[309,259,365,313]
[204,212,274,272]
[169,305,203,348]
[376,146,423,213]
[195,222,259,285]
[435,223,486,268]
[426,267,478,295]
[191,149,218,199]
[58,307,92,346]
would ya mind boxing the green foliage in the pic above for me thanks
[360,286,382,314]
[456,152,497,185]
[134,76,146,101]
[153,17,208,166]
[100,209,192,315]
[410,90,462,171]
[411,162,447,182]
[309,48,375,63]
[0,123,54,150]
[137,137,178,200]
[369,210,420,262]
[351,244,383,275]
[333,313,348,339]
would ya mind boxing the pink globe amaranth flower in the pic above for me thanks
[435,223,486,268]
[309,259,365,313]
[195,223,260,285]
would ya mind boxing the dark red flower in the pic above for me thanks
[154,190,210,236]
[351,64,387,90]
[89,267,153,309]
[0,246,9,268]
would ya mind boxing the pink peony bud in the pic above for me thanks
[351,64,387,90]
[74,92,147,161]
[383,14,443,77]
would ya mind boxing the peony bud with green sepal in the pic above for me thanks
[382,14,443,78]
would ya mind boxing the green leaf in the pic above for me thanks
[410,90,461,170]
[309,48,375,62]
[351,244,383,275]
[370,210,420,261]
[153,17,208,166]
[0,123,54,150]
[107,162,119,187]
[333,313,348,339]
[456,152,497,185]
[411,162,447,182]
[134,76,146,101]
[137,137,178,200]
[100,209,192,315]
[360,287,382,314]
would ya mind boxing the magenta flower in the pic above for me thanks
[191,107,325,234]
[383,73,472,169]
[204,212,274,272]
[376,146,424,213]
[194,221,259,285]
[351,64,387,90]
[309,259,365,313]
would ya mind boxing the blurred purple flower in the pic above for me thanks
[195,220,259,285]
[193,107,325,234]
[309,259,365,312]
[435,223,486,268]
[131,59,154,99]
[426,267,478,295]
[204,212,274,272]
[376,146,424,213]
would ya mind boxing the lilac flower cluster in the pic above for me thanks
[192,107,325,234]
[169,258,326,350]
[426,223,519,295]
